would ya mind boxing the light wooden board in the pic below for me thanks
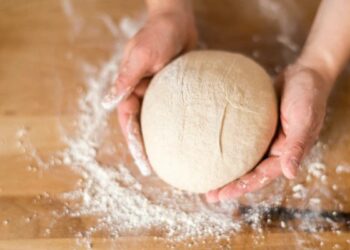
[0,0,349,249]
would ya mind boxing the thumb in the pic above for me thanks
[281,132,310,179]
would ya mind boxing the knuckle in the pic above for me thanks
[290,141,305,156]
[132,44,155,63]
[132,44,165,74]
[116,73,129,88]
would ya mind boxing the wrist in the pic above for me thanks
[293,54,335,95]
[146,0,193,17]
[297,46,339,86]
[145,0,197,49]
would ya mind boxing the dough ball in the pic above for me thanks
[141,50,277,193]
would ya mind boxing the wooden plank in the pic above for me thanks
[1,0,350,248]
[0,232,349,250]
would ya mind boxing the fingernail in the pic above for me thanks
[101,86,133,111]
[286,158,300,179]
[126,117,152,176]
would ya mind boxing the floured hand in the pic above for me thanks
[102,1,197,175]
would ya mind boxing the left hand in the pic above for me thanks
[102,5,197,176]
[206,63,333,203]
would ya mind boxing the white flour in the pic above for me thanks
[58,13,241,243]
[56,14,345,247]
[9,1,348,248]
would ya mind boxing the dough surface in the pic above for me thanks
[141,50,277,193]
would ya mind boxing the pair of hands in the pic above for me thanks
[103,8,331,203]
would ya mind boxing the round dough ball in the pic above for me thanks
[141,50,277,193]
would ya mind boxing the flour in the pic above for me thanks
[336,164,350,174]
[54,24,344,243]
[9,2,348,248]
[292,184,307,199]
[257,0,302,62]
[58,15,241,244]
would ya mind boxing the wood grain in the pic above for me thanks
[0,0,349,249]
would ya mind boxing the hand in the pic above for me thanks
[102,6,197,175]
[206,63,333,202]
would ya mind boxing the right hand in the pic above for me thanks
[103,5,197,175]
[206,63,332,202]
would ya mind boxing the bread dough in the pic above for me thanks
[141,50,277,193]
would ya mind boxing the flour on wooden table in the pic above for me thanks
[55,14,346,247]
[58,15,241,243]
[9,1,349,248]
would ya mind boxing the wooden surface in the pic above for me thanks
[0,0,350,249]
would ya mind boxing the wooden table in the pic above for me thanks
[0,0,349,249]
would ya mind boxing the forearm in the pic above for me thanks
[146,0,193,15]
[298,0,350,85]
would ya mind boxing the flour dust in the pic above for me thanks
[11,0,350,249]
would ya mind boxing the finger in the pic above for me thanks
[133,78,150,98]
[117,93,152,176]
[117,93,140,137]
[117,78,149,137]
[206,189,220,203]
[116,49,151,92]
[102,84,134,111]
[102,44,152,111]
[207,156,282,203]
[269,128,286,157]
[126,115,152,176]
[281,105,325,179]
[281,133,311,179]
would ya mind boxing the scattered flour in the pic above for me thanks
[336,165,350,174]
[8,1,349,248]
[292,184,307,199]
[58,13,241,243]
[257,0,301,61]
